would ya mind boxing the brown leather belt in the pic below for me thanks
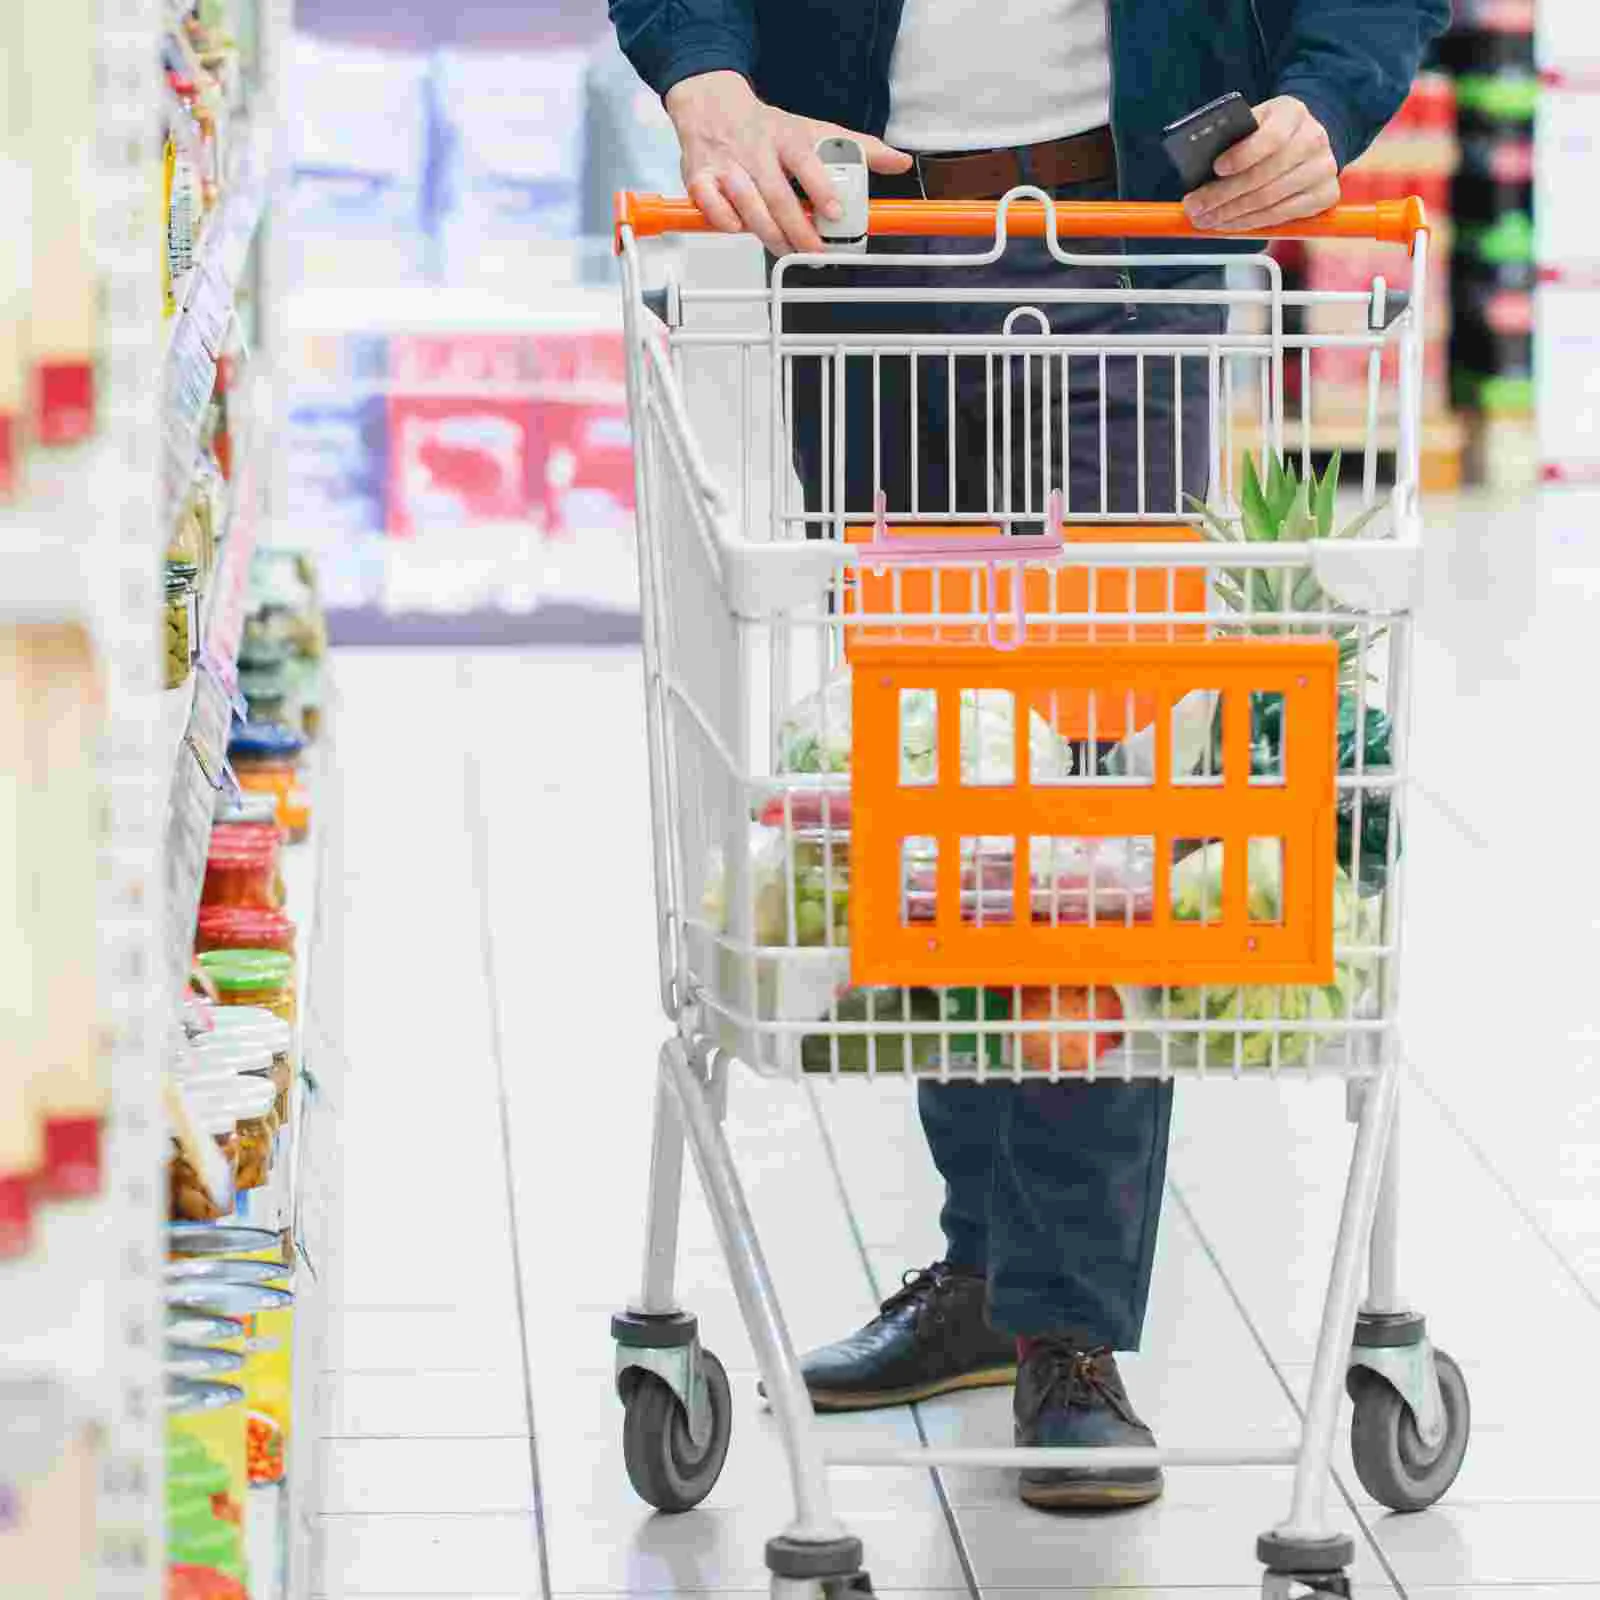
[908,125,1116,201]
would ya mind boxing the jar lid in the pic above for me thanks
[194,1007,291,1055]
[165,1307,244,1345]
[167,560,200,583]
[166,1343,245,1381]
[166,1376,246,1414]
[238,634,290,669]
[166,1280,294,1317]
[197,950,293,993]
[208,821,281,858]
[167,1257,291,1290]
[175,1038,273,1081]
[228,722,304,761]
[169,1222,280,1259]
[197,906,295,945]
[214,789,278,826]
[183,1075,276,1120]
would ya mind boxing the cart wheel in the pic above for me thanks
[622,1347,732,1512]
[1262,1571,1350,1600]
[1348,1348,1469,1512]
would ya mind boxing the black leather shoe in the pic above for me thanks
[767,1263,1016,1412]
[1014,1339,1164,1509]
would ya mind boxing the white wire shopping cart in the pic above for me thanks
[609,186,1465,1600]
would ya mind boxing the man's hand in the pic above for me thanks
[664,70,912,255]
[1183,96,1340,231]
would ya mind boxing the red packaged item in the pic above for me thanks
[194,906,296,955]
[201,823,283,911]
[385,394,538,537]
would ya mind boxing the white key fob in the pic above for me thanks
[815,135,869,253]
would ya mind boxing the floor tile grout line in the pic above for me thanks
[802,1079,987,1600]
[1409,1064,1600,1320]
[1405,772,1491,852]
[1166,1180,1410,1600]
[462,655,555,1600]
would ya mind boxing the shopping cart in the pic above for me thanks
[609,186,1466,1600]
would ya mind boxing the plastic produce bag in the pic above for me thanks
[1129,841,1379,1068]
[776,670,1077,783]
[1202,691,1399,897]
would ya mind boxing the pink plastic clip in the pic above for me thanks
[857,489,1064,649]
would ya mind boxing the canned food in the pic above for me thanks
[165,1278,295,1485]
[166,1377,249,1591]
[167,1257,291,1291]
[166,1343,246,1384]
[169,1222,282,1262]
[165,1307,246,1352]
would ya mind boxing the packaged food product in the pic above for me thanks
[236,660,291,726]
[187,1029,286,1121]
[182,1076,277,1192]
[16,624,107,1202]
[165,1377,249,1589]
[168,1222,283,1262]
[169,1092,239,1220]
[228,723,309,841]
[196,949,296,1025]
[165,1307,246,1352]
[200,824,282,911]
[0,1372,96,1600]
[194,904,296,955]
[168,1256,293,1292]
[166,1343,245,1384]
[213,788,279,827]
[191,1005,294,1108]
[166,572,195,688]
[164,1279,294,1486]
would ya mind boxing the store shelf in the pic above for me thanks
[232,721,332,1600]
[164,425,263,988]
[162,114,275,517]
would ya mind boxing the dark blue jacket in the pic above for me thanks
[609,0,1451,202]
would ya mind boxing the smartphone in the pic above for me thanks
[1162,91,1259,190]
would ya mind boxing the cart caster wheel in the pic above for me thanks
[621,1347,732,1512]
[768,1572,873,1600]
[1262,1570,1351,1600]
[1348,1347,1469,1512]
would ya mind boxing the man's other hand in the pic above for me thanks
[664,70,913,255]
[1182,96,1340,231]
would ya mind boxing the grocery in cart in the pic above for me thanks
[610,183,1466,1600]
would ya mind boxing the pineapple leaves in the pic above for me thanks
[1312,447,1341,539]
[1240,455,1275,542]
[1194,450,1376,547]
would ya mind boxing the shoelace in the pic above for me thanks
[876,1262,948,1319]
[1021,1345,1140,1428]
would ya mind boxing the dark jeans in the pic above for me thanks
[783,173,1223,1349]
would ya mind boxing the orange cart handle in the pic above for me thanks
[614,192,1427,252]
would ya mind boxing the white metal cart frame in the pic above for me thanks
[610,188,1465,1600]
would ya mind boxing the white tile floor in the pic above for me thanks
[311,494,1600,1598]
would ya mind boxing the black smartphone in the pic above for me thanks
[1161,91,1260,190]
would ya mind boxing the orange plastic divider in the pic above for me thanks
[844,523,1208,739]
[847,636,1340,989]
[614,192,1428,252]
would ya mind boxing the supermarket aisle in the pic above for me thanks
[312,496,1600,1599]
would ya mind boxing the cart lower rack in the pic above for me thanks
[608,188,1467,1599]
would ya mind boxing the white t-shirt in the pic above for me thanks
[884,0,1112,154]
